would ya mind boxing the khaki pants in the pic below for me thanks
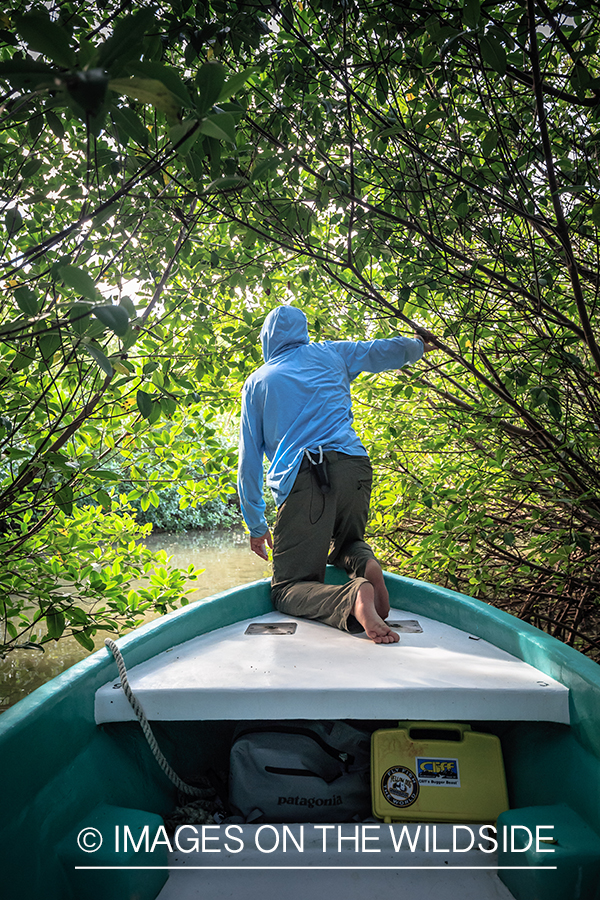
[271,453,376,633]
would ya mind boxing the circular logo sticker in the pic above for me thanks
[381,765,420,808]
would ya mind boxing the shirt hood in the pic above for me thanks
[260,305,310,362]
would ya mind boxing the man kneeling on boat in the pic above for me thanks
[237,305,434,643]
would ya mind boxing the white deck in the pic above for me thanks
[95,608,569,724]
[155,823,516,900]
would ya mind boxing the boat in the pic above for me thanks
[1,568,600,900]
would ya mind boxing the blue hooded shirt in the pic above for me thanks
[237,305,424,536]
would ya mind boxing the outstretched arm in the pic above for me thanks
[333,333,431,378]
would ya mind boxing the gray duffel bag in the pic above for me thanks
[228,720,371,823]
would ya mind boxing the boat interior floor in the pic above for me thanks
[155,823,514,900]
[96,608,569,724]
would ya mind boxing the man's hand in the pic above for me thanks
[415,330,435,353]
[250,530,273,561]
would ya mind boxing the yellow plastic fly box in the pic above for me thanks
[371,721,509,823]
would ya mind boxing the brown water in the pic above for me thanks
[0,530,270,711]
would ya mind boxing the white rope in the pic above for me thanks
[304,445,324,464]
[105,638,208,798]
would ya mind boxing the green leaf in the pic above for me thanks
[198,113,236,144]
[376,72,389,104]
[67,608,89,627]
[0,58,53,90]
[119,296,137,318]
[591,201,600,227]
[0,28,18,47]
[46,612,66,640]
[530,386,548,409]
[14,13,75,69]
[547,398,562,422]
[89,469,121,481]
[128,61,193,108]
[377,124,404,139]
[111,106,149,148]
[204,176,249,192]
[97,10,156,73]
[93,206,115,228]
[217,66,257,102]
[45,110,65,139]
[29,115,44,141]
[184,148,204,180]
[54,484,73,515]
[92,304,130,337]
[196,63,227,114]
[69,302,93,335]
[148,403,161,425]
[462,0,481,28]
[452,190,470,218]
[252,156,279,181]
[14,286,39,317]
[574,532,591,554]
[96,490,112,510]
[170,121,202,155]
[479,34,507,76]
[108,78,181,120]
[85,344,113,377]
[59,265,97,301]
[12,349,35,371]
[207,136,221,179]
[462,108,489,124]
[22,157,43,179]
[137,389,154,418]
[39,332,61,360]
[481,131,499,156]
[5,208,23,235]
[73,631,95,651]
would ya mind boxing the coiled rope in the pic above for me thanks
[105,638,208,798]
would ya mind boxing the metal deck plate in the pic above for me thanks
[245,623,298,635]
[388,620,423,633]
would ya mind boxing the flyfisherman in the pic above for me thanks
[238,305,433,643]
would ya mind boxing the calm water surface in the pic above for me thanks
[0,530,270,711]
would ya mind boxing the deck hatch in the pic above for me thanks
[245,622,297,634]
[388,619,423,633]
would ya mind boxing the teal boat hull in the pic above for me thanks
[1,572,600,900]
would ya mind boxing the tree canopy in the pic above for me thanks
[1,0,599,659]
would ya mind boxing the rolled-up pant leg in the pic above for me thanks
[271,455,377,633]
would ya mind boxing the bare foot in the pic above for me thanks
[352,584,399,644]
[364,559,390,620]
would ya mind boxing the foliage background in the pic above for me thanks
[1,0,598,659]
